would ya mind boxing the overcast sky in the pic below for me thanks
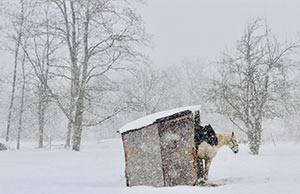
[138,0,300,68]
[1,0,300,72]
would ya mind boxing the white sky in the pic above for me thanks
[138,0,300,67]
[1,0,300,72]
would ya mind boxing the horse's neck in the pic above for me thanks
[216,134,231,148]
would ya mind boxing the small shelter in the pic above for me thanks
[119,106,201,187]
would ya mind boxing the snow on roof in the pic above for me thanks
[118,105,201,134]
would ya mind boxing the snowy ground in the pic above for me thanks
[1,139,300,194]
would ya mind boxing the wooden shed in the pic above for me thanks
[119,106,201,187]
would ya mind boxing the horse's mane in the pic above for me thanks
[194,124,218,151]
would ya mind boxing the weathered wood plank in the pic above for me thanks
[122,123,164,187]
[157,111,198,186]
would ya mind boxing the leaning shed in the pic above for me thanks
[119,106,201,187]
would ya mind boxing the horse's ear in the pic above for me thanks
[232,132,234,137]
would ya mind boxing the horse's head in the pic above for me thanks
[229,132,239,154]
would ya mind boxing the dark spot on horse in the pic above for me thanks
[194,124,218,151]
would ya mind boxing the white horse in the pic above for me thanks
[197,132,239,181]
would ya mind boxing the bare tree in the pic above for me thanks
[20,3,60,148]
[122,65,167,115]
[160,59,209,110]
[47,0,80,148]
[16,45,27,149]
[5,0,26,143]
[208,20,299,155]
[44,0,147,151]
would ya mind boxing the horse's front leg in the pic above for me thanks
[198,157,204,180]
[204,158,212,181]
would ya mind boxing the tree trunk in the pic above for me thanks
[64,0,79,148]
[248,120,262,155]
[65,120,73,148]
[72,9,89,151]
[72,91,84,151]
[6,0,25,143]
[17,53,26,149]
[6,59,18,142]
[38,85,46,148]
[65,78,75,148]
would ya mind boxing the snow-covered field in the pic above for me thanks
[1,139,300,194]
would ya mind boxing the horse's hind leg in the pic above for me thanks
[204,158,212,181]
[197,157,205,180]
